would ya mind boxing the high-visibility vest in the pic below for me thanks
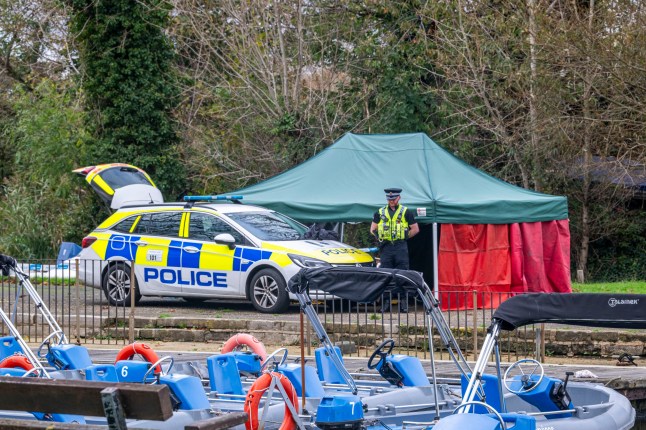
[377,205,409,241]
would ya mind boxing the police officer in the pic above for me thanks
[370,188,419,312]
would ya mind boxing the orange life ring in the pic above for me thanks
[0,354,34,371]
[114,342,161,373]
[244,372,298,430]
[221,333,267,362]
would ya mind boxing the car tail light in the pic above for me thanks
[72,165,96,177]
[81,236,97,248]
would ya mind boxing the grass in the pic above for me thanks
[1,276,76,286]
[572,280,646,294]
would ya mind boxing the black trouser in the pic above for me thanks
[379,241,409,311]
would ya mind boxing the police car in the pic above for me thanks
[74,164,374,313]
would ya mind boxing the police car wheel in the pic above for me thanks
[102,262,141,306]
[249,268,289,313]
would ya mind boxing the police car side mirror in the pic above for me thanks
[214,233,236,249]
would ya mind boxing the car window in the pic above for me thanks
[188,212,244,243]
[133,212,182,237]
[112,215,139,233]
[100,166,152,190]
[225,211,306,241]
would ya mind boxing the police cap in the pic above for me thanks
[384,188,402,200]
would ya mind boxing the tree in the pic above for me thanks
[169,0,447,192]
[67,0,185,196]
[541,0,646,280]
[170,0,366,191]
[423,0,646,280]
[0,80,94,258]
[0,0,73,180]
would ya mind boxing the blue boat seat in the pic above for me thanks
[0,336,22,360]
[316,395,363,427]
[230,351,262,375]
[315,346,345,384]
[160,374,211,410]
[46,344,93,370]
[115,360,155,383]
[277,363,326,398]
[206,353,245,395]
[461,374,503,412]
[85,364,119,382]
[433,413,536,430]
[387,355,430,387]
[507,375,573,419]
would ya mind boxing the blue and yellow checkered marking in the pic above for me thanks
[104,234,272,272]
[105,235,140,261]
[233,248,273,272]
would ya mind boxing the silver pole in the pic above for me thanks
[295,291,358,394]
[425,313,441,420]
[494,339,506,412]
[461,322,501,409]
[13,266,66,345]
[0,306,50,378]
[433,223,439,300]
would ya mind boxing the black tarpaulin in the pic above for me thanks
[493,293,646,331]
[287,267,425,303]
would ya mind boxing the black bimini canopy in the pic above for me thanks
[287,267,425,303]
[493,293,646,331]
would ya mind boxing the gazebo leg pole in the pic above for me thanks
[433,222,439,300]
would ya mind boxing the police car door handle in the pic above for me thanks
[134,240,148,247]
[183,246,200,253]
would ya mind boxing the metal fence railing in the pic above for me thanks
[307,290,541,362]
[0,259,129,347]
[0,259,542,362]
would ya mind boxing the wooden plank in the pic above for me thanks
[184,412,249,430]
[0,418,106,429]
[0,376,173,421]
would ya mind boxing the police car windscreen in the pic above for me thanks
[226,212,306,241]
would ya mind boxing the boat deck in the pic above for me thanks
[85,348,646,402]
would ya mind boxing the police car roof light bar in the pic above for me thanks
[183,195,243,207]
[183,195,243,202]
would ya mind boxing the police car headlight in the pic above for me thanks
[288,254,332,268]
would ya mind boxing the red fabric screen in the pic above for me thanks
[438,224,511,310]
[438,220,571,310]
[509,220,571,294]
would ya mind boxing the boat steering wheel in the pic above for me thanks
[21,367,44,378]
[368,339,395,370]
[36,331,65,359]
[142,356,174,384]
[260,347,288,372]
[503,358,545,394]
[453,401,505,429]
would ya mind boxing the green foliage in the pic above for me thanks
[344,1,443,134]
[585,210,646,282]
[343,223,377,249]
[0,80,95,258]
[67,0,185,196]
[0,0,641,280]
